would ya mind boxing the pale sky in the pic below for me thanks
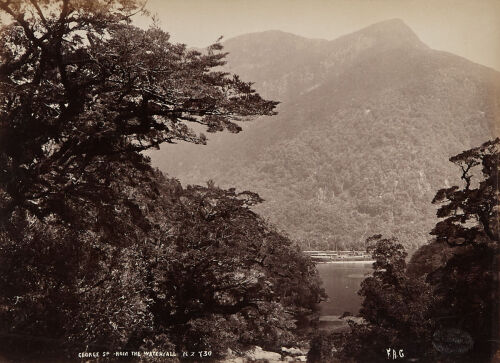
[136,0,500,71]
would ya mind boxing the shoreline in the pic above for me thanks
[318,315,365,332]
[315,260,374,264]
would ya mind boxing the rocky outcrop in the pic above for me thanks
[222,346,308,362]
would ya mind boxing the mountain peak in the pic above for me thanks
[366,18,412,31]
[223,29,327,48]
[352,18,427,48]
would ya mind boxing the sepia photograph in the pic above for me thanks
[0,0,499,362]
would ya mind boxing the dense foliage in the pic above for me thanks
[0,170,325,359]
[336,139,499,362]
[0,1,324,360]
[307,330,338,363]
[145,181,325,355]
[155,26,498,251]
[430,138,499,246]
[428,137,499,362]
[336,236,435,362]
[0,0,277,227]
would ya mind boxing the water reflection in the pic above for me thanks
[316,262,373,316]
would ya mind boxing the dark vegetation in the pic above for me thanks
[310,138,498,363]
[0,1,497,362]
[0,0,324,360]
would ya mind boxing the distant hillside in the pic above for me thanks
[150,19,500,250]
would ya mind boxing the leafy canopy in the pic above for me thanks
[337,236,435,362]
[0,1,327,360]
[428,138,499,361]
[337,139,499,362]
[431,138,499,246]
[0,0,277,224]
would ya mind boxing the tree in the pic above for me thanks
[145,183,325,357]
[0,157,170,357]
[336,236,435,362]
[307,330,338,363]
[428,138,499,361]
[431,138,499,247]
[0,174,324,360]
[0,1,326,360]
[0,0,278,226]
[335,139,499,362]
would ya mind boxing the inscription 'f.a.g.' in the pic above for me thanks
[386,348,404,360]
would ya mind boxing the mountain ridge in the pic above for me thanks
[150,20,499,250]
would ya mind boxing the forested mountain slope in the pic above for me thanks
[150,19,499,250]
